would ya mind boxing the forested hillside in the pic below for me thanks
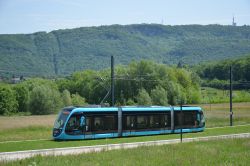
[195,54,250,89]
[1,24,250,76]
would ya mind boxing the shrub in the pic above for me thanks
[126,98,136,105]
[151,86,168,106]
[0,85,18,115]
[71,93,87,106]
[62,89,72,106]
[13,84,29,112]
[136,88,152,106]
[29,85,62,115]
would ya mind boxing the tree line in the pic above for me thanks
[195,54,250,89]
[0,79,86,115]
[0,60,201,115]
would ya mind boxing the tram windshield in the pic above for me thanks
[198,111,205,127]
[54,110,70,129]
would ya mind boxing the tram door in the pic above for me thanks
[83,116,93,139]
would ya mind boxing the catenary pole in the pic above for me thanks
[180,101,183,142]
[111,56,115,106]
[230,66,233,126]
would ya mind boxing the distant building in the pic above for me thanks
[232,16,237,26]
[11,77,21,84]
[11,75,25,84]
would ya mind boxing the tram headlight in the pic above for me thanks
[53,128,62,137]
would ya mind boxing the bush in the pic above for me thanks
[187,88,201,104]
[29,85,62,115]
[151,86,168,106]
[136,88,152,106]
[71,93,87,106]
[13,84,29,112]
[126,98,136,105]
[62,89,72,106]
[0,85,18,115]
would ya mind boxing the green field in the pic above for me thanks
[0,102,249,153]
[201,87,250,103]
[0,125,249,153]
[202,102,250,127]
[1,102,249,142]
[1,137,250,166]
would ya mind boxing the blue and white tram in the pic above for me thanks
[53,106,205,140]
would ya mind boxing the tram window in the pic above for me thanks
[103,116,116,130]
[149,115,161,128]
[92,115,117,132]
[125,116,136,129]
[185,112,196,127]
[65,114,82,135]
[137,115,148,129]
[85,117,91,132]
[174,111,196,128]
[160,114,170,128]
[93,117,104,131]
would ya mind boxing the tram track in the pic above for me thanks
[0,132,250,162]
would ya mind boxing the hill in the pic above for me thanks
[1,24,250,76]
[194,54,250,90]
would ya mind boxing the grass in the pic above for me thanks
[0,115,56,131]
[0,126,51,142]
[0,124,249,153]
[0,102,249,153]
[1,138,250,166]
[201,102,250,127]
[0,114,55,142]
[201,87,250,103]
[1,102,249,142]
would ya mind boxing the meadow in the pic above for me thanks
[0,119,249,152]
[201,87,250,103]
[1,102,249,142]
[1,137,250,166]
[202,102,250,127]
[0,102,249,166]
[0,102,249,153]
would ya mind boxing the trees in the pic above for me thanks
[165,82,186,105]
[136,88,152,106]
[71,93,87,106]
[0,60,203,116]
[2,25,250,77]
[61,89,72,106]
[13,84,29,112]
[195,54,250,89]
[57,60,201,106]
[0,85,18,115]
[197,54,250,82]
[151,86,168,106]
[29,85,62,115]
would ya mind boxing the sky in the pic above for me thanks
[0,0,250,34]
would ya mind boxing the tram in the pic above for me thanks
[53,106,205,140]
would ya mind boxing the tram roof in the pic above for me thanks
[70,106,201,113]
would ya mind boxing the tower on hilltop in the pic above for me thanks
[232,16,237,26]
